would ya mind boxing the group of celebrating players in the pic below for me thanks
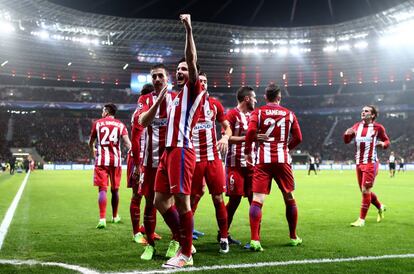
[87,14,391,269]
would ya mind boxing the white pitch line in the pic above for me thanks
[1,254,414,274]
[0,171,30,249]
[0,259,100,274]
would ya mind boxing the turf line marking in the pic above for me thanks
[0,171,30,250]
[1,254,413,274]
[0,259,100,274]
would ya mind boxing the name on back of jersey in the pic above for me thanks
[97,120,123,127]
[265,109,287,116]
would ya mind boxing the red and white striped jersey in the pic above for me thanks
[90,116,128,167]
[225,107,254,167]
[245,103,302,164]
[344,121,390,164]
[130,108,146,167]
[166,80,206,148]
[192,95,225,162]
[138,91,175,168]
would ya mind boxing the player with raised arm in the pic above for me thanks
[89,103,131,229]
[136,66,175,261]
[191,72,232,253]
[344,105,390,227]
[224,86,257,245]
[244,84,303,251]
[154,14,206,268]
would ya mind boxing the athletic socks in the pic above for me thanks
[130,196,142,235]
[360,192,371,220]
[111,188,119,218]
[98,190,107,219]
[226,196,241,229]
[161,206,181,242]
[144,203,157,246]
[370,192,381,210]
[285,198,298,239]
[214,199,228,238]
[179,211,194,257]
[249,201,263,241]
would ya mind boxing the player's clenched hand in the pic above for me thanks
[376,141,385,148]
[257,134,269,142]
[345,128,355,135]
[245,154,254,166]
[131,166,140,181]
[217,135,229,155]
[180,14,192,30]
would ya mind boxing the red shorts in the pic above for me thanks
[192,158,226,195]
[356,163,379,190]
[93,165,122,191]
[226,166,254,197]
[252,163,295,194]
[155,147,196,195]
[139,166,158,196]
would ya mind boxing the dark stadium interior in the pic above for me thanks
[0,0,414,165]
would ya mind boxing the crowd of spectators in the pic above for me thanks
[1,78,414,164]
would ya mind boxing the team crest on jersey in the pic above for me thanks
[205,109,213,119]
[137,103,143,110]
[173,98,180,106]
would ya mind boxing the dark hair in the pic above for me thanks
[366,105,378,120]
[236,86,254,103]
[199,71,207,78]
[141,83,154,95]
[265,84,281,102]
[151,63,168,72]
[177,57,200,72]
[104,103,117,116]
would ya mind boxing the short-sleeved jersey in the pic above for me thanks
[245,104,302,164]
[225,107,254,167]
[389,155,395,163]
[166,79,206,148]
[90,116,128,167]
[344,121,390,164]
[192,95,225,162]
[138,91,175,168]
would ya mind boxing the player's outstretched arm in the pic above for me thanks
[180,14,198,86]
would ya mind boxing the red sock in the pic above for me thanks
[370,192,381,210]
[161,206,180,241]
[226,196,241,229]
[249,201,262,241]
[285,199,298,239]
[130,196,142,235]
[179,211,194,257]
[360,192,371,220]
[214,199,228,238]
[98,190,107,219]
[144,204,157,246]
[111,188,119,218]
[191,194,202,214]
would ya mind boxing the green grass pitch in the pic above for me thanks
[0,169,413,273]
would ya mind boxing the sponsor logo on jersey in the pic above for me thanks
[151,118,168,127]
[193,121,213,131]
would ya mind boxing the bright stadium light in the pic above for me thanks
[123,63,129,70]
[229,67,233,74]
[1,60,8,67]
[0,21,15,33]
[354,41,368,49]
[323,45,337,52]
[67,62,72,66]
[338,44,351,51]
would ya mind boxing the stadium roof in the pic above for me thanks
[0,0,414,87]
[47,0,409,28]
